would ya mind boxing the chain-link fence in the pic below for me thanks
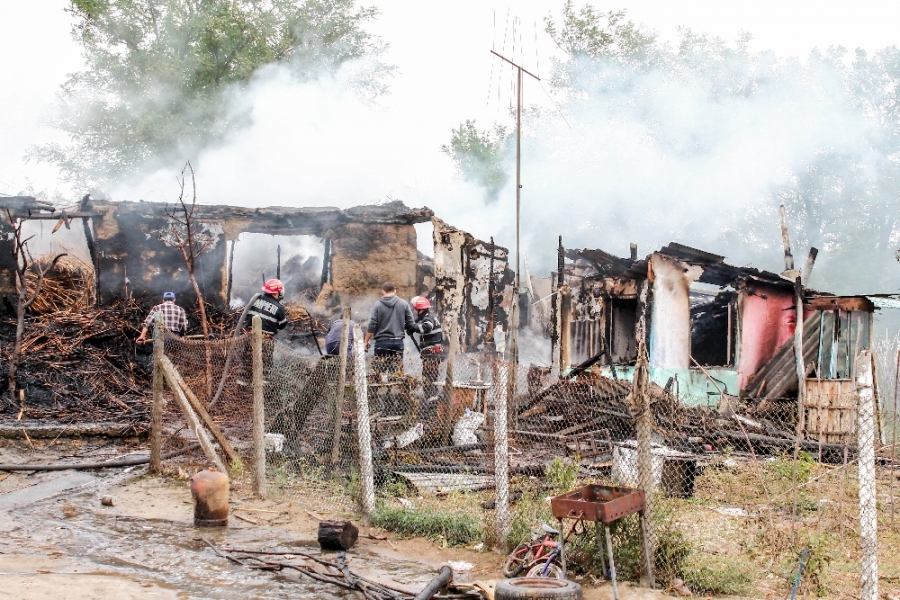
[147,315,899,598]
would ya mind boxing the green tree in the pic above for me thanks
[440,120,511,203]
[544,1,657,90]
[32,0,388,187]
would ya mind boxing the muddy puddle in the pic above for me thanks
[1,472,441,599]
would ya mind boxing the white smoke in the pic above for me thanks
[105,32,885,291]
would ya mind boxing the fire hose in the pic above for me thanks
[207,293,260,410]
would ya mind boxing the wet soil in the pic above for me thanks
[0,439,669,599]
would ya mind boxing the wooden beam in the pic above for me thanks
[806,296,875,313]
[158,355,237,465]
[159,359,227,474]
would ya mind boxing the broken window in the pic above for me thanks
[690,290,736,367]
[816,310,870,379]
[228,233,325,306]
[568,296,637,366]
[607,297,638,364]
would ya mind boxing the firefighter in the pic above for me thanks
[246,279,288,336]
[411,295,444,401]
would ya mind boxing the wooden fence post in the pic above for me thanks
[150,312,163,473]
[252,315,266,498]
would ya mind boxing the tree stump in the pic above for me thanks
[317,520,359,550]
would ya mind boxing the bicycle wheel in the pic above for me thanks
[525,561,564,579]
[503,543,535,577]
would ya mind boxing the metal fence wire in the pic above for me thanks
[148,317,899,599]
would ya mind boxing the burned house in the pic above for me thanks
[544,242,875,442]
[0,196,513,353]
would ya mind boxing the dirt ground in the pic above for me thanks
[10,436,892,599]
[0,437,673,600]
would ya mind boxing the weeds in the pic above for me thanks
[769,451,815,483]
[681,554,752,595]
[229,455,245,480]
[273,464,289,490]
[371,504,484,547]
[506,488,553,550]
[545,456,578,494]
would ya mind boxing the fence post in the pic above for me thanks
[353,324,375,515]
[493,361,510,545]
[633,346,656,588]
[330,307,351,470]
[856,350,878,600]
[150,312,163,473]
[252,315,266,498]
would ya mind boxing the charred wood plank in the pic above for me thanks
[710,428,855,462]
[0,422,145,439]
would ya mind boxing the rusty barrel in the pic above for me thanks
[190,470,229,527]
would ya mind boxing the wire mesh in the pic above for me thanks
[156,332,253,472]
[147,325,899,598]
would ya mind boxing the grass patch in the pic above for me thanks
[682,553,752,595]
[371,504,485,547]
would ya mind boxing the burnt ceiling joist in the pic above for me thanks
[104,199,433,237]
[568,242,796,290]
[0,196,57,219]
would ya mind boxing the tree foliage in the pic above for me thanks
[33,0,387,187]
[440,120,511,204]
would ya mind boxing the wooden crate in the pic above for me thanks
[804,379,858,444]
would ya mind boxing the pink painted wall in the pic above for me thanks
[737,284,810,389]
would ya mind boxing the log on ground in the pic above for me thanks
[317,520,359,551]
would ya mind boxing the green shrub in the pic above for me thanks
[371,504,484,547]
[545,456,578,495]
[603,501,692,584]
[769,451,815,482]
[505,489,553,550]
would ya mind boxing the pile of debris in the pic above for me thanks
[24,256,95,314]
[0,298,151,424]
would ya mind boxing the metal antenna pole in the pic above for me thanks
[490,50,539,366]
[516,65,522,318]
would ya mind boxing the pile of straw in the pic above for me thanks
[24,256,95,314]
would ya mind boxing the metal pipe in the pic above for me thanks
[413,565,453,600]
[789,548,810,600]
[0,444,199,471]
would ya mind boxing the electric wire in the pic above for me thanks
[487,9,496,105]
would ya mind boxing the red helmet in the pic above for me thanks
[262,278,284,294]
[411,296,431,310]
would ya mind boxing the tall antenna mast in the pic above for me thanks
[489,49,539,385]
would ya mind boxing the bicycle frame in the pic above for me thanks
[528,519,585,578]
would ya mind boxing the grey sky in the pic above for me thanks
[2,1,900,198]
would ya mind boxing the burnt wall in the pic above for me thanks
[0,220,15,299]
[432,218,514,353]
[92,203,228,308]
[1,199,433,312]
[330,222,418,301]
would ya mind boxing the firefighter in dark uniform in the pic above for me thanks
[411,296,443,402]
[244,279,287,409]
[246,279,288,336]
